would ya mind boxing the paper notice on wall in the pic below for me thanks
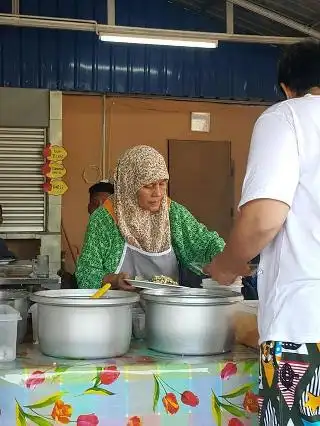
[43,180,68,196]
[42,161,67,179]
[191,112,210,132]
[43,145,67,162]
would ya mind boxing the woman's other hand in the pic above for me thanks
[102,273,136,291]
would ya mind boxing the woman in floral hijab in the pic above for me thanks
[76,145,224,289]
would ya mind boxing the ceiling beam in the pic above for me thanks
[230,0,320,39]
[11,0,19,14]
[0,13,305,44]
[107,0,115,26]
[226,1,234,34]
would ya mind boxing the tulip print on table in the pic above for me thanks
[181,390,200,407]
[211,368,258,426]
[51,400,72,424]
[16,394,100,426]
[228,418,244,426]
[6,342,259,426]
[17,365,107,425]
[16,393,70,425]
[221,363,238,380]
[25,370,46,389]
[152,374,199,416]
[243,391,259,413]
[127,415,143,426]
[162,393,179,415]
[77,413,99,425]
[99,365,120,385]
[24,364,72,389]
[83,365,120,396]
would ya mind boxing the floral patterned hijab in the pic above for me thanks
[112,145,170,253]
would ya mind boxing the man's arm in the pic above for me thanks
[219,199,289,270]
[206,106,299,284]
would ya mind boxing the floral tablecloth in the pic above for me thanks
[0,341,259,426]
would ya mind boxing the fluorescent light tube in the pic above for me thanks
[99,26,218,49]
[100,34,217,48]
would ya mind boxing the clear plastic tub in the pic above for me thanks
[0,304,21,361]
[239,300,258,314]
[132,308,146,339]
[28,303,39,344]
[234,300,259,349]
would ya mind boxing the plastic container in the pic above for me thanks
[132,311,146,339]
[239,300,258,313]
[0,304,21,361]
[28,303,38,344]
[234,300,259,349]
[201,277,243,293]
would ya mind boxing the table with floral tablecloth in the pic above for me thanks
[0,341,259,426]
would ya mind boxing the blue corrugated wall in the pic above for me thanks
[0,0,281,101]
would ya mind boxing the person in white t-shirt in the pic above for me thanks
[206,40,320,425]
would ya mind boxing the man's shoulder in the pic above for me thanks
[262,99,293,118]
[262,95,320,119]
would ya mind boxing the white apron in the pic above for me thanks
[115,243,179,282]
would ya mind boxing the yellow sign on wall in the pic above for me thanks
[43,180,68,196]
[43,145,67,162]
[42,144,68,196]
[42,162,67,179]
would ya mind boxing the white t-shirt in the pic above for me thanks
[240,94,320,344]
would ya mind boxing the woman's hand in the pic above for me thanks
[102,273,136,291]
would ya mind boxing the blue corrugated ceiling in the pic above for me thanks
[0,0,281,101]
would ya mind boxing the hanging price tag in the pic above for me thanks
[42,162,67,179]
[43,180,68,196]
[43,145,67,162]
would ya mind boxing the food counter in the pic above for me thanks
[0,276,60,288]
[0,340,259,426]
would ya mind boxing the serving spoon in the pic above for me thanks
[91,283,111,299]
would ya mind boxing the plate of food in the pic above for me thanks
[126,275,185,290]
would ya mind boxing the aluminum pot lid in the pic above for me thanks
[30,289,139,307]
[0,289,29,300]
[142,288,243,305]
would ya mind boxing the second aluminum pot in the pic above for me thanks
[30,289,139,359]
[142,288,243,355]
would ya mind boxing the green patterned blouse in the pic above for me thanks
[76,201,225,288]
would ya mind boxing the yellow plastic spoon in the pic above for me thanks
[91,283,112,299]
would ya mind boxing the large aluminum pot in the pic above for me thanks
[0,290,29,343]
[142,288,243,355]
[30,289,139,359]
